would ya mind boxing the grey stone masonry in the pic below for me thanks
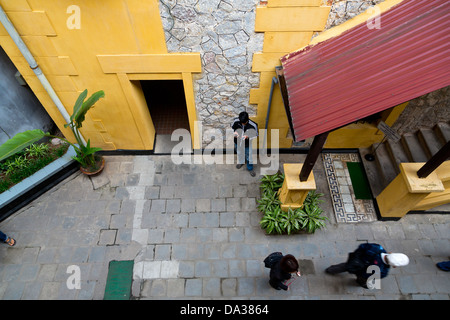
[159,0,263,145]
[324,0,387,30]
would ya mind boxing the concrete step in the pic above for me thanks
[401,133,429,162]
[385,139,409,174]
[434,122,450,145]
[374,142,398,187]
[417,127,443,158]
[359,147,384,198]
[364,122,449,204]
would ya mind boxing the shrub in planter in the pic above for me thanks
[0,89,105,175]
[297,191,328,234]
[0,142,69,193]
[260,206,305,235]
[257,173,328,234]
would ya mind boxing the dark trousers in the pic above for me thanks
[325,263,347,274]
[326,263,368,288]
[0,230,7,242]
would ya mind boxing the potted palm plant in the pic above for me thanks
[0,89,105,175]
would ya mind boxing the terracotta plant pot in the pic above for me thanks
[80,156,105,176]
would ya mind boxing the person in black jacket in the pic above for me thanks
[326,243,409,288]
[269,254,301,290]
[231,111,258,177]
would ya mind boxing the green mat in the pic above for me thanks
[104,260,134,300]
[347,162,372,200]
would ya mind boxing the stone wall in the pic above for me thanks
[158,0,390,146]
[159,0,263,142]
[324,0,385,30]
[392,86,450,135]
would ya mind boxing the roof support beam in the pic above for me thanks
[275,66,296,142]
[417,141,450,178]
[300,131,329,181]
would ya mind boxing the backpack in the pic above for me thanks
[346,243,385,275]
[264,252,283,268]
[346,250,366,274]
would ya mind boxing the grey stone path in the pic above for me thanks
[0,154,448,300]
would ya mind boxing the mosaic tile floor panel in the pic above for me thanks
[323,153,377,223]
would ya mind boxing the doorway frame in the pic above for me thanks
[98,53,202,150]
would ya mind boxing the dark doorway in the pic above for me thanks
[140,80,190,135]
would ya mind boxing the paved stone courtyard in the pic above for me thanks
[0,154,449,300]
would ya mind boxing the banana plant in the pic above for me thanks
[0,89,105,170]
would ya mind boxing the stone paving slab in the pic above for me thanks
[0,154,448,300]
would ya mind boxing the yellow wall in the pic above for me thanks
[324,102,409,148]
[0,0,201,150]
[251,0,331,148]
[0,0,407,151]
[325,123,383,149]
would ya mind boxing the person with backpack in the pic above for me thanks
[264,252,301,290]
[325,243,409,288]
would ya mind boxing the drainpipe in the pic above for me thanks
[0,5,86,145]
[262,76,278,150]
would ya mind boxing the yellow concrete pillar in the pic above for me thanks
[279,163,316,211]
[376,163,444,218]
[413,161,450,211]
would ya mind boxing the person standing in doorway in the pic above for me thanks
[231,111,258,177]
[325,243,409,288]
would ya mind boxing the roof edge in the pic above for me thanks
[281,0,406,62]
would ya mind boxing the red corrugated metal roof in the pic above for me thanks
[280,0,450,142]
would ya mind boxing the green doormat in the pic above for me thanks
[347,162,372,200]
[104,260,134,300]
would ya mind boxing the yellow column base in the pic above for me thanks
[376,163,444,218]
[413,161,450,211]
[279,163,316,212]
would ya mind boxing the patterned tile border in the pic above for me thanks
[323,153,377,223]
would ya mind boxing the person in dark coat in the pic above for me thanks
[231,111,258,177]
[326,243,409,288]
[269,254,301,290]
[436,261,450,271]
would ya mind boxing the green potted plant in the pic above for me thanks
[0,89,105,175]
[298,200,328,234]
[257,173,328,234]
